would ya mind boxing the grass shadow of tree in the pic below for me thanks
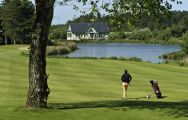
[48,100,188,118]
[129,96,168,100]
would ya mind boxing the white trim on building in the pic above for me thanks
[67,23,109,40]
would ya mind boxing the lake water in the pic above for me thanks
[66,43,181,63]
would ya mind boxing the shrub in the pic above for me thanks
[99,57,106,59]
[178,61,185,66]
[20,51,29,56]
[161,54,168,59]
[130,28,152,40]
[47,41,78,56]
[161,51,186,60]
[98,56,118,60]
[47,46,70,56]
[181,31,188,53]
[108,56,118,60]
[129,57,142,62]
[164,60,169,64]
[156,27,172,41]
[119,56,126,60]
[81,57,98,59]
[108,31,125,40]
[19,41,78,56]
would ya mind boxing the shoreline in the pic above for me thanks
[75,39,182,45]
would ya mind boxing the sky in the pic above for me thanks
[0,0,188,25]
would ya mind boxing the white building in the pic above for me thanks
[67,22,109,40]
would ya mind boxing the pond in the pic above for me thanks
[65,43,181,63]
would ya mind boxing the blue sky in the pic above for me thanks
[1,0,188,24]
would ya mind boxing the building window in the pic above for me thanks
[67,33,72,38]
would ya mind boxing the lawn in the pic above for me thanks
[0,45,188,120]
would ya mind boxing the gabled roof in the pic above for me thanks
[69,22,109,34]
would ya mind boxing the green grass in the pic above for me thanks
[0,45,188,120]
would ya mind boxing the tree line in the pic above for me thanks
[0,0,34,45]
[49,10,188,43]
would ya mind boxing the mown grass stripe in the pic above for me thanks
[0,45,188,120]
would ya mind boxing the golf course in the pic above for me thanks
[0,45,188,120]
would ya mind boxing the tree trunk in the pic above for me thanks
[13,37,16,45]
[5,33,7,45]
[26,0,55,108]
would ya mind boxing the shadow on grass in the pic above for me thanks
[129,96,168,100]
[48,100,188,118]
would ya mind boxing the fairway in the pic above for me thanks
[0,45,188,120]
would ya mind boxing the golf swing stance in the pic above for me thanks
[121,69,132,99]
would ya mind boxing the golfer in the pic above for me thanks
[121,69,132,99]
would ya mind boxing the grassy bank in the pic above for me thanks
[19,41,78,56]
[0,45,188,120]
[161,50,188,66]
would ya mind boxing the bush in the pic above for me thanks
[164,60,169,64]
[161,51,186,60]
[50,55,146,63]
[128,57,142,62]
[49,25,67,40]
[47,42,78,56]
[20,51,29,56]
[119,56,126,60]
[161,54,168,59]
[130,28,152,40]
[108,31,125,40]
[156,27,172,41]
[47,46,69,55]
[108,56,118,60]
[181,31,188,53]
[81,57,98,59]
[98,56,118,60]
[178,61,185,66]
[0,36,4,45]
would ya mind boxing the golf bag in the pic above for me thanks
[150,80,162,98]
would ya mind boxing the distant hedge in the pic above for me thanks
[55,56,143,62]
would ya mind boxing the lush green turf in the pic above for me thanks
[0,45,188,120]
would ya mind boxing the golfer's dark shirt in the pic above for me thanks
[121,73,132,83]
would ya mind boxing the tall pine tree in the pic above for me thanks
[0,0,34,44]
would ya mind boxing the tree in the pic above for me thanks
[0,0,34,44]
[181,31,188,53]
[49,24,67,40]
[25,0,55,108]
[24,0,181,108]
